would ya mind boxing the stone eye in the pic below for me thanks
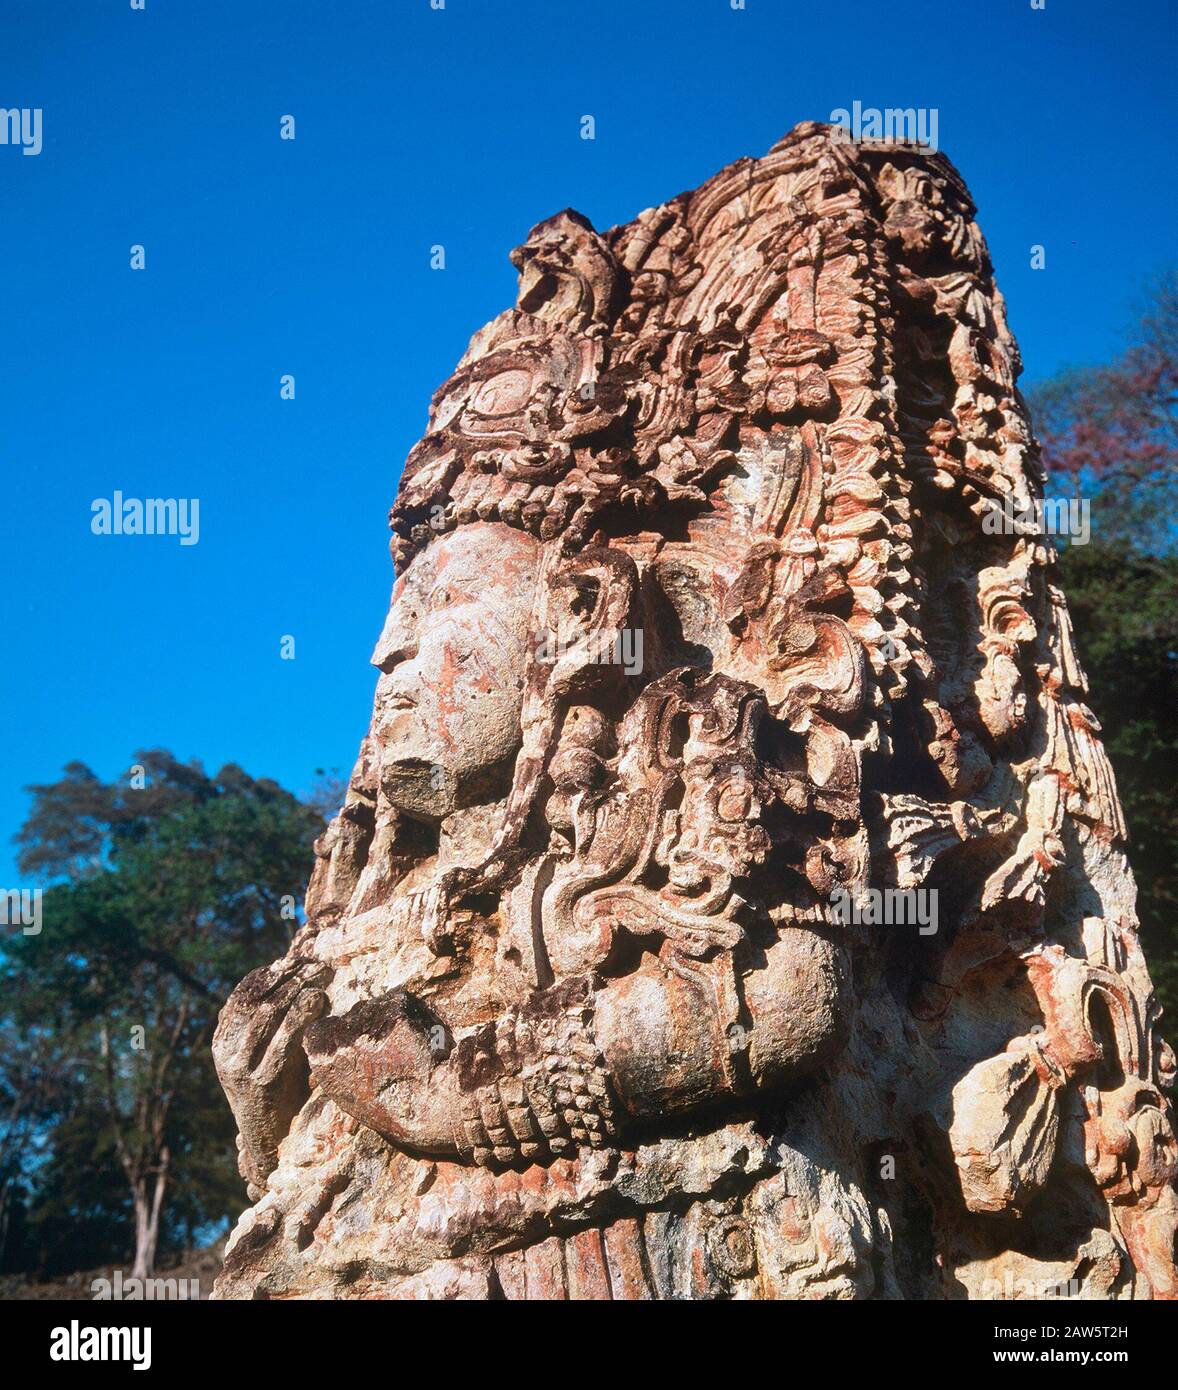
[471,368,533,418]
[717,781,752,823]
[429,586,454,612]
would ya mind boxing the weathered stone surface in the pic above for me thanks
[212,122,1177,1300]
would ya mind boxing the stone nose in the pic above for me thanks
[371,611,418,672]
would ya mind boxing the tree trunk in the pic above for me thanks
[0,1179,11,1267]
[130,1146,169,1280]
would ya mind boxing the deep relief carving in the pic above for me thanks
[212,123,1176,1300]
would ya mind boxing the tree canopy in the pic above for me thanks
[1,752,322,1278]
[1028,272,1178,1019]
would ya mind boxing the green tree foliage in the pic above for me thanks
[0,752,321,1278]
[1055,545,1178,1016]
[1029,272,1178,1018]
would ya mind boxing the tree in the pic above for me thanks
[1028,272,1178,1019]
[1,752,321,1278]
[0,1020,69,1272]
[1032,271,1177,554]
[1053,544,1178,1016]
[303,767,350,825]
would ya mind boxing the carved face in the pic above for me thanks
[370,523,540,821]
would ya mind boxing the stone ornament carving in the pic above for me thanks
[212,123,1176,1300]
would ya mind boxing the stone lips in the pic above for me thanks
[211,122,1177,1300]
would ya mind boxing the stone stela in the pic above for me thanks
[211,122,1178,1301]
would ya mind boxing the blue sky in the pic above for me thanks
[1,0,1174,887]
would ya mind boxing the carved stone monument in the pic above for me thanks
[213,123,1177,1299]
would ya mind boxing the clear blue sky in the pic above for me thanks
[1,0,1174,888]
